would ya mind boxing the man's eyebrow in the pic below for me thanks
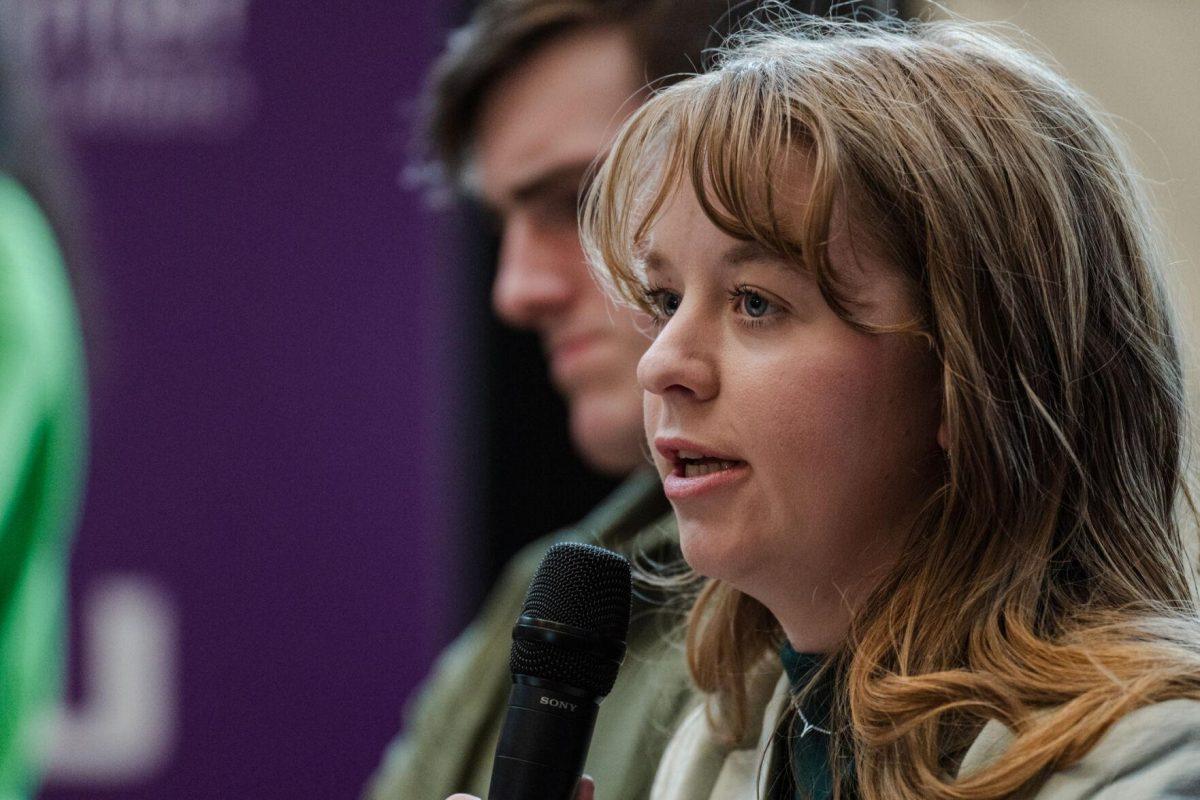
[509,163,593,205]
[473,163,592,218]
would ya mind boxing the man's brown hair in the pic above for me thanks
[423,0,743,187]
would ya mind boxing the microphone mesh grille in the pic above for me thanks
[509,542,632,696]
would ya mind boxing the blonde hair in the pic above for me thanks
[581,15,1200,800]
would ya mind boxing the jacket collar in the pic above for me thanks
[721,664,1017,790]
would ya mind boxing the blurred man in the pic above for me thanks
[362,2,736,799]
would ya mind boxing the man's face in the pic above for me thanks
[472,25,650,475]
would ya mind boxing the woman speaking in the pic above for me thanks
[455,13,1200,800]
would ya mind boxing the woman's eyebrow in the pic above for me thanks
[642,250,668,274]
[723,241,781,267]
[642,241,784,274]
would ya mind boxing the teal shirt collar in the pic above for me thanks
[779,642,834,733]
[772,643,842,800]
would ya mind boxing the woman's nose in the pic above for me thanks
[636,307,718,402]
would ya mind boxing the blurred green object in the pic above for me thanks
[0,172,86,798]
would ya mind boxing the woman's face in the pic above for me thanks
[638,177,944,647]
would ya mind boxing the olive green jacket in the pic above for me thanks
[363,470,694,800]
[651,667,1200,799]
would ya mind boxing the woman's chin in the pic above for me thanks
[679,524,749,584]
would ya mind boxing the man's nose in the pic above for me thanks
[491,214,576,329]
[637,303,718,402]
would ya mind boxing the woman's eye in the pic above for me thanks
[645,288,681,319]
[732,287,776,319]
[741,291,771,317]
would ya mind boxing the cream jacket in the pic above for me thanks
[651,667,1200,800]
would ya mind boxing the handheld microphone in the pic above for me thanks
[486,541,632,800]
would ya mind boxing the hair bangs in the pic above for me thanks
[593,62,817,296]
[583,45,887,330]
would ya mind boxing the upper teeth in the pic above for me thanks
[683,461,736,478]
[677,449,706,460]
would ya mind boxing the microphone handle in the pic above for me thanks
[487,680,600,800]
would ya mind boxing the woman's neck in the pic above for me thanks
[758,562,893,653]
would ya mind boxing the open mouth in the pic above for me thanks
[655,440,749,500]
[673,450,744,478]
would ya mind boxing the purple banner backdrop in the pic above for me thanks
[16,2,455,798]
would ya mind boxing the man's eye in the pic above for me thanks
[530,193,579,229]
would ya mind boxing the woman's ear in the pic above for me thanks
[937,415,949,451]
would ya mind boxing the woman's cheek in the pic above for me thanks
[642,392,661,444]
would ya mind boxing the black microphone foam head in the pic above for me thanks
[510,542,632,697]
